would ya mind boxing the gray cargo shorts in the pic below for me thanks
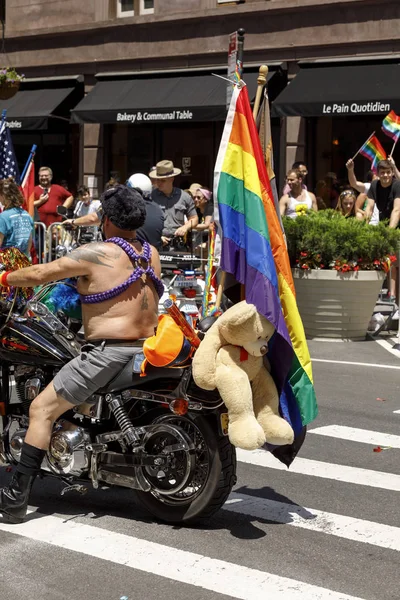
[53,341,144,406]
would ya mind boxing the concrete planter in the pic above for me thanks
[292,268,386,340]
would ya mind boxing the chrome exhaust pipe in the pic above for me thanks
[0,438,9,466]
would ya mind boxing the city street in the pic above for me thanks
[0,335,399,600]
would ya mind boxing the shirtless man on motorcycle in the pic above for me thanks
[0,185,163,523]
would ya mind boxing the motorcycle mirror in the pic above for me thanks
[57,206,67,216]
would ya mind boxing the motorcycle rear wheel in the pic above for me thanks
[132,414,236,524]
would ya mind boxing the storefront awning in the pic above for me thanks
[272,64,400,118]
[0,80,82,130]
[71,71,276,125]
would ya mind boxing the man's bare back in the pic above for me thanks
[2,239,161,341]
[68,241,160,340]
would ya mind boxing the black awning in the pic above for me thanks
[0,85,78,130]
[272,64,400,118]
[71,70,276,125]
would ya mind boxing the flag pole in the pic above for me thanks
[236,28,246,302]
[215,28,245,309]
[236,28,245,79]
[0,109,7,135]
[252,65,268,120]
[19,144,37,185]
[351,131,375,161]
[390,134,399,157]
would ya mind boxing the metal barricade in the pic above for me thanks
[33,222,47,264]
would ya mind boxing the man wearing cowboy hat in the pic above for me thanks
[150,160,198,246]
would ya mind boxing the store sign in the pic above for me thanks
[322,102,391,115]
[116,110,193,123]
[7,121,23,129]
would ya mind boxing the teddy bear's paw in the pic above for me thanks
[262,416,295,446]
[228,418,266,450]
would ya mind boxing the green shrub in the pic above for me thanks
[283,210,400,272]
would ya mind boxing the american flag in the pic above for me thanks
[0,120,20,181]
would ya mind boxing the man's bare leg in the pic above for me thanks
[25,382,76,450]
[0,382,76,523]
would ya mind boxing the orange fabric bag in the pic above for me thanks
[141,314,194,376]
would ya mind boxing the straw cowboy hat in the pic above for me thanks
[149,160,181,179]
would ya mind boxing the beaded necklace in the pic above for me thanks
[80,237,164,304]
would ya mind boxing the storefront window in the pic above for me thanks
[108,124,155,184]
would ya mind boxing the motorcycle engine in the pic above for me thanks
[45,420,91,477]
[8,418,91,478]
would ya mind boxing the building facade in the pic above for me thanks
[3,0,400,196]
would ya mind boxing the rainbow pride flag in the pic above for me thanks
[214,83,318,438]
[382,110,400,141]
[359,135,386,173]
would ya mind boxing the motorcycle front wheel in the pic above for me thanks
[132,413,237,525]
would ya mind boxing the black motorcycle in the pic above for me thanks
[0,291,236,524]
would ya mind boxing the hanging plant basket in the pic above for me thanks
[0,80,20,100]
[0,67,24,100]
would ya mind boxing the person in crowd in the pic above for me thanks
[104,177,119,191]
[192,187,214,253]
[30,166,73,228]
[126,173,164,249]
[363,159,400,302]
[279,168,318,218]
[73,185,101,219]
[64,175,165,249]
[282,161,308,195]
[71,185,102,240]
[346,159,375,194]
[0,179,34,257]
[346,159,379,224]
[149,160,198,246]
[188,183,203,198]
[0,185,163,524]
[336,189,357,218]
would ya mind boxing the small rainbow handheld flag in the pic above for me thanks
[359,135,387,173]
[214,83,318,451]
[382,110,400,141]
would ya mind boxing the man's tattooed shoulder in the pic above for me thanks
[67,242,122,268]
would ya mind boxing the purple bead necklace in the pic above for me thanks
[80,237,164,304]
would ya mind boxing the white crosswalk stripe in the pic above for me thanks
[225,492,400,551]
[308,425,400,448]
[236,448,400,491]
[0,511,365,600]
[1,420,399,600]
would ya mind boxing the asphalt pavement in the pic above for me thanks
[0,335,399,600]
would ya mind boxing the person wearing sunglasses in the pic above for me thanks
[191,187,214,255]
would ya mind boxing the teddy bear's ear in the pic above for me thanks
[219,300,258,328]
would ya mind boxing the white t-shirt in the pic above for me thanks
[363,182,379,226]
[74,199,101,218]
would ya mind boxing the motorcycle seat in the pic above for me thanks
[98,356,185,394]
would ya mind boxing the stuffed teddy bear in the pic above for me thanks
[192,301,294,451]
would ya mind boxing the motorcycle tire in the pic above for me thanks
[132,414,237,525]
